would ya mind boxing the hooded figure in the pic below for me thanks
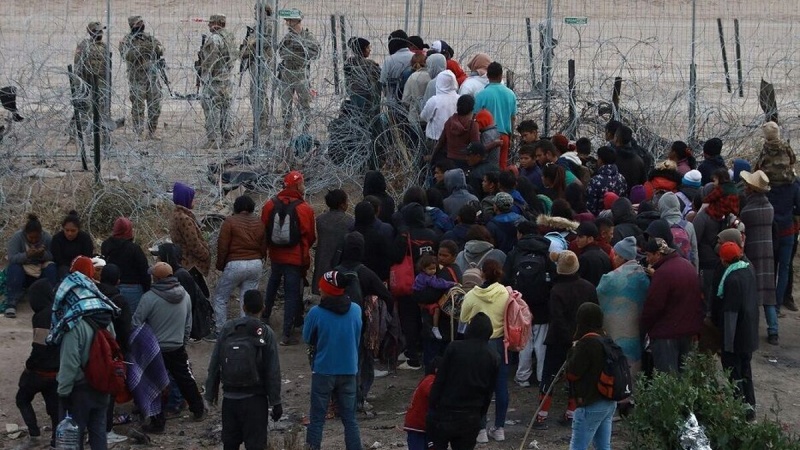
[170,183,211,276]
[455,239,507,273]
[459,53,491,97]
[421,53,447,106]
[658,192,699,269]
[362,170,396,224]
[336,231,393,310]
[611,197,643,245]
[442,169,479,218]
[420,70,459,141]
[100,217,151,312]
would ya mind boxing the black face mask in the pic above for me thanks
[131,25,144,34]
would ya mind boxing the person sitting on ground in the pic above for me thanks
[431,94,480,168]
[5,214,57,318]
[414,254,457,340]
[205,290,283,450]
[427,312,498,450]
[15,279,59,449]
[566,302,618,449]
[50,210,94,279]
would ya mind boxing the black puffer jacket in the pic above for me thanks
[100,237,151,290]
[391,203,439,266]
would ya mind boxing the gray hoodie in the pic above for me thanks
[455,240,506,273]
[133,276,192,351]
[658,192,699,270]
[443,169,479,218]
[422,53,447,106]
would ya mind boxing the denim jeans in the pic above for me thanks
[569,399,616,450]
[264,262,303,339]
[484,338,509,429]
[764,305,779,337]
[5,263,57,308]
[406,430,429,450]
[651,337,694,374]
[118,284,144,315]
[60,384,110,450]
[774,234,794,309]
[307,373,362,450]
[516,323,549,384]
[213,259,263,332]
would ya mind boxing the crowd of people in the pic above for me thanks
[6,15,800,450]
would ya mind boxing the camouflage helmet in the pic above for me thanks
[127,15,143,28]
[87,22,105,33]
[209,14,227,25]
[255,1,273,15]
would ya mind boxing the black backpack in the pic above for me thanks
[512,251,554,311]
[266,197,302,247]
[220,317,266,389]
[335,264,363,303]
[583,333,633,401]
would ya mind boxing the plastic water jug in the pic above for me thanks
[55,413,80,450]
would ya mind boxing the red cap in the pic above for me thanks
[284,171,304,188]
[719,241,743,264]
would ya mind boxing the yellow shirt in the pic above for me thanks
[460,282,509,339]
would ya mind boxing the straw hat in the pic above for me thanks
[740,170,771,193]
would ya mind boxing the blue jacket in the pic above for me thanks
[487,211,524,253]
[303,298,362,375]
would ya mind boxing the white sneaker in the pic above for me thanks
[397,353,408,362]
[431,327,443,340]
[515,379,531,388]
[476,429,489,443]
[488,426,505,441]
[397,361,421,370]
[374,369,389,378]
[107,431,128,444]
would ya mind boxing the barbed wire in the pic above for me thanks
[0,0,798,247]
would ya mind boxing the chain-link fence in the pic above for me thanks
[0,0,797,239]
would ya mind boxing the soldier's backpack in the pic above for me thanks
[503,287,533,363]
[220,317,266,389]
[581,332,633,401]
[267,197,302,247]
[84,317,128,398]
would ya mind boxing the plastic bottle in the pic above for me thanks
[55,413,80,450]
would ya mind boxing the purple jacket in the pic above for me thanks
[413,272,456,292]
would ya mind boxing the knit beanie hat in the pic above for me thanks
[461,269,484,292]
[537,194,553,215]
[112,217,133,240]
[630,185,646,204]
[613,236,638,261]
[732,159,752,183]
[474,108,495,129]
[645,219,674,247]
[552,250,579,275]
[574,302,604,340]
[715,228,744,254]
[318,271,345,296]
[719,241,743,264]
[762,121,780,142]
[494,192,514,212]
[173,182,195,209]
[70,255,95,279]
[603,192,619,210]
[703,138,723,156]
[682,169,702,188]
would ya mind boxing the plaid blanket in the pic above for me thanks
[46,272,120,345]
[126,324,169,417]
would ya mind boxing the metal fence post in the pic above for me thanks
[688,0,697,142]
[417,0,423,36]
[542,0,554,137]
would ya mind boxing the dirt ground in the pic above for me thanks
[1,250,799,450]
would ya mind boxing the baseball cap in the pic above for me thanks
[149,261,174,279]
[284,170,304,187]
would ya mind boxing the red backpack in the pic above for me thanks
[84,318,128,399]
[503,287,533,363]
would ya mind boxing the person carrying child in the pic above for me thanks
[414,254,457,341]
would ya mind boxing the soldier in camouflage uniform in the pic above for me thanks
[119,16,164,140]
[200,14,238,148]
[241,2,275,135]
[72,22,111,140]
[278,9,320,138]
[755,121,796,187]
